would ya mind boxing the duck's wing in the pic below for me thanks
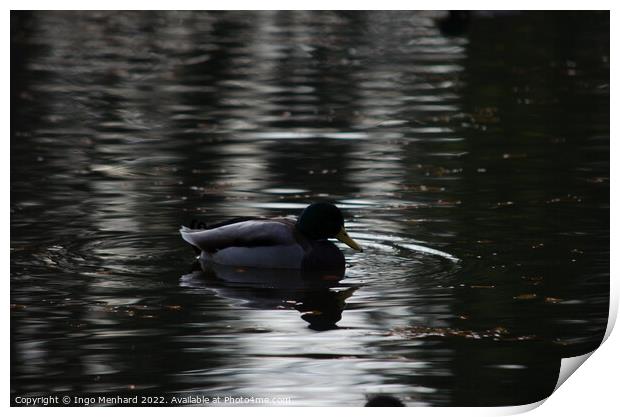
[190,216,260,230]
[180,219,297,253]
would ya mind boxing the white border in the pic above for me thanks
[5,3,616,416]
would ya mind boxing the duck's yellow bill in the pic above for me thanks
[336,227,363,252]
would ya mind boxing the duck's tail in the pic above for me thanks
[180,226,202,254]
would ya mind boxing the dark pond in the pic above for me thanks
[11,11,609,406]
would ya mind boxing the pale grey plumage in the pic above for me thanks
[180,220,296,251]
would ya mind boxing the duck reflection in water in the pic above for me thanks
[180,261,357,331]
[179,203,362,330]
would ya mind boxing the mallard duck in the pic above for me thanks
[180,202,362,270]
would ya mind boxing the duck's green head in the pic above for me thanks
[296,203,363,252]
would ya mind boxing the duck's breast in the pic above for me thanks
[302,240,345,271]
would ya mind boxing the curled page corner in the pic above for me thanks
[603,285,618,343]
[495,352,596,416]
[554,352,594,392]
[552,291,617,393]
[500,398,547,415]
[501,296,617,415]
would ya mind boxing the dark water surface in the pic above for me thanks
[11,11,609,406]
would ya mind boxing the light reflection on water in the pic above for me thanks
[11,11,608,406]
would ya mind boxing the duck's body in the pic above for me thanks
[181,218,343,269]
[180,203,362,271]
